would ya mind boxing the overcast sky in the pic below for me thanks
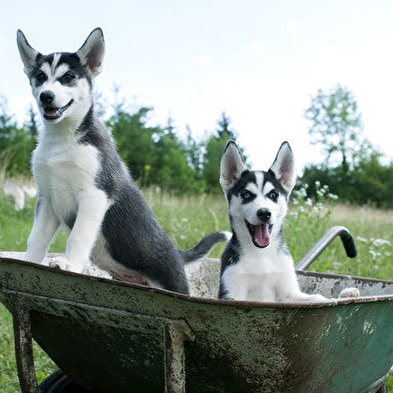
[1,0,392,171]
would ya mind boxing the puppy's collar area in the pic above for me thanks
[44,99,74,120]
[245,220,272,248]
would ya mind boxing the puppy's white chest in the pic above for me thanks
[223,250,295,301]
[33,135,102,220]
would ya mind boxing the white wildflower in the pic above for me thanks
[372,238,391,247]
[328,193,338,200]
[305,198,313,206]
[356,236,368,243]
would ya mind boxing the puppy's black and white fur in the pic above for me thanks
[17,28,228,294]
[219,141,328,302]
[219,141,360,301]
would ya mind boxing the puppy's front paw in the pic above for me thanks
[308,294,328,302]
[48,256,74,272]
[339,287,360,298]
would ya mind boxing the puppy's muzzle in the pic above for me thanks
[40,91,55,104]
[257,208,271,223]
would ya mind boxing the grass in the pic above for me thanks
[0,185,392,391]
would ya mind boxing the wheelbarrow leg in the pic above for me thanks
[12,304,40,393]
[164,322,193,393]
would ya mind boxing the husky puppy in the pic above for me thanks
[218,140,358,302]
[17,28,228,294]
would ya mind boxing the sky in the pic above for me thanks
[1,0,393,171]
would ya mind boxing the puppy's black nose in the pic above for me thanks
[40,91,55,104]
[257,208,271,222]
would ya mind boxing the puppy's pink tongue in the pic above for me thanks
[254,224,270,247]
[45,107,59,117]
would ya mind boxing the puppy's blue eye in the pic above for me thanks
[268,190,279,201]
[241,191,252,200]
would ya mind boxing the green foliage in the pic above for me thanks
[303,85,393,208]
[106,106,245,194]
[202,134,228,192]
[183,125,204,178]
[350,153,393,207]
[0,97,36,177]
[305,84,364,171]
[150,118,205,193]
[107,106,156,182]
[300,154,393,208]
[107,108,205,194]
[202,112,246,193]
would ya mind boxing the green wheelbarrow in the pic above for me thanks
[0,226,392,393]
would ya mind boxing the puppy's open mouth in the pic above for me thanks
[44,99,73,120]
[246,220,273,248]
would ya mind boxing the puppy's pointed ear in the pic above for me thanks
[220,140,247,192]
[269,141,296,193]
[17,30,38,76]
[76,28,105,77]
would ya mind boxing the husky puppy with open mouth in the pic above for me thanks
[17,28,228,294]
[218,140,359,302]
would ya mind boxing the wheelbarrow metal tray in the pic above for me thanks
[0,256,392,393]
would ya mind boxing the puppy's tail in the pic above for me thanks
[180,231,232,263]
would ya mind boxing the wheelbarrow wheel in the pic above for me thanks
[39,369,97,393]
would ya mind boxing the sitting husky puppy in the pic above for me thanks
[17,28,228,294]
[218,140,358,302]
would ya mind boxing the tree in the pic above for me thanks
[202,112,246,192]
[0,97,36,176]
[0,97,17,150]
[26,105,39,140]
[107,106,156,183]
[183,125,204,178]
[216,112,236,139]
[305,84,365,172]
[107,103,204,193]
[152,117,203,193]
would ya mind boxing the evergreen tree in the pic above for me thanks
[202,112,246,193]
[152,117,204,193]
[107,106,156,183]
[26,104,38,140]
[183,125,204,178]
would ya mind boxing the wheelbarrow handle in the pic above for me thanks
[295,226,357,271]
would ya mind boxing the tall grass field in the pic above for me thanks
[0,184,392,392]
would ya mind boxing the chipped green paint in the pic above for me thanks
[0,256,393,392]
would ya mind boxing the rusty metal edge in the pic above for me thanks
[11,296,40,393]
[1,256,393,310]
